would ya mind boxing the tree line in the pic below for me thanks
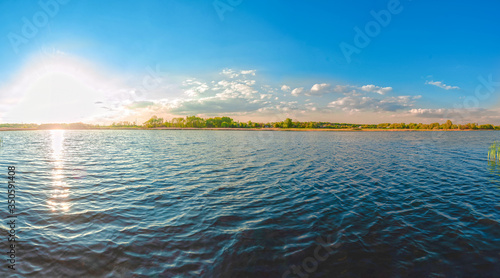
[1,117,499,130]
[138,116,500,130]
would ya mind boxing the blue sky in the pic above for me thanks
[1,0,499,124]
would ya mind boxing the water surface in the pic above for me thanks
[0,130,499,277]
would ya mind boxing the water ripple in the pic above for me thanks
[0,130,498,277]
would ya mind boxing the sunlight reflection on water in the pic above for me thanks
[49,130,69,212]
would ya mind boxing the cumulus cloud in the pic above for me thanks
[328,95,418,112]
[221,69,256,79]
[408,107,489,119]
[281,85,291,92]
[291,87,304,96]
[308,83,332,96]
[221,69,239,78]
[60,65,487,124]
[425,80,460,90]
[409,108,449,118]
[403,107,500,124]
[163,69,277,115]
[332,85,353,94]
[169,97,263,114]
[164,75,406,119]
[182,80,209,97]
[215,80,259,99]
[360,84,393,95]
[302,83,392,96]
[240,70,256,76]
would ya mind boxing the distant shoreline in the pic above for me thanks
[0,127,496,132]
[2,117,498,131]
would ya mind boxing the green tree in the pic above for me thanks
[306,121,317,128]
[283,118,293,128]
[143,116,164,128]
[171,117,185,127]
[442,120,453,129]
[479,124,494,129]
[466,123,478,130]
[185,116,205,128]
[430,122,440,129]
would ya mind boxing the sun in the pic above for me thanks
[2,53,111,123]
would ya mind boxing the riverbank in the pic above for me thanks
[0,127,495,132]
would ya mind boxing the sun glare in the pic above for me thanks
[3,53,112,124]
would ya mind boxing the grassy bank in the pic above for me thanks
[1,117,500,131]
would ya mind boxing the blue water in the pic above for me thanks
[0,130,499,277]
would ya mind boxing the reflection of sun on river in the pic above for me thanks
[48,130,69,211]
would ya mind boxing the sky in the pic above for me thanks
[0,0,499,124]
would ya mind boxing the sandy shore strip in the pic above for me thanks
[0,127,482,132]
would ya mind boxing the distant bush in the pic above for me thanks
[479,124,494,130]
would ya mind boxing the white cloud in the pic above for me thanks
[303,84,392,96]
[182,80,209,97]
[221,69,239,78]
[328,95,418,112]
[215,79,258,99]
[308,83,331,95]
[403,107,500,124]
[221,69,256,79]
[281,85,291,92]
[332,85,353,94]
[12,56,495,125]
[169,96,264,114]
[408,107,489,118]
[291,87,304,96]
[425,80,460,90]
[240,70,256,76]
[360,84,393,95]
[409,108,448,117]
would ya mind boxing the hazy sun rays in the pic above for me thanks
[2,52,120,124]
